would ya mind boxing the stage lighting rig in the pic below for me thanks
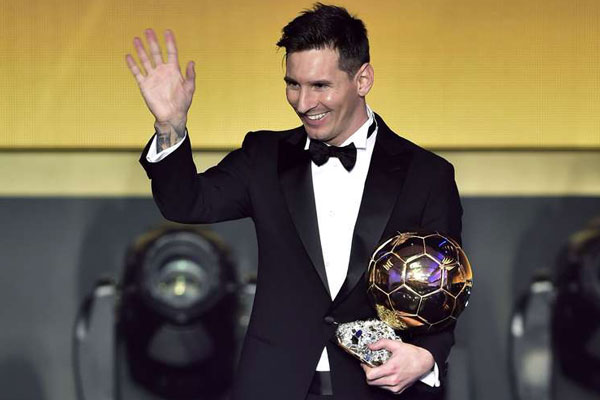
[509,218,600,400]
[118,225,238,399]
[553,219,600,394]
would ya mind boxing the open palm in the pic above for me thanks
[126,29,195,126]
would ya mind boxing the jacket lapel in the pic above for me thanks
[333,115,414,306]
[278,129,331,297]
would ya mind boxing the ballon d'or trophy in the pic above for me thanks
[336,232,473,366]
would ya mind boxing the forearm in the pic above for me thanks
[408,325,455,380]
[155,118,187,153]
[141,134,202,222]
[140,131,255,224]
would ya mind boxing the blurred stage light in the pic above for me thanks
[74,280,118,400]
[74,225,238,400]
[510,219,600,400]
[118,226,238,399]
[553,220,600,394]
[509,273,554,400]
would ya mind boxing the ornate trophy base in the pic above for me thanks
[335,319,401,367]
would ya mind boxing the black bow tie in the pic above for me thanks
[307,119,377,172]
[308,140,357,171]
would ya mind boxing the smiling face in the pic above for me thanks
[284,48,373,146]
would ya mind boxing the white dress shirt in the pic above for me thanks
[306,106,376,371]
[145,106,439,386]
[305,106,438,386]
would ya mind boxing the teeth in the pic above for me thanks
[306,112,328,121]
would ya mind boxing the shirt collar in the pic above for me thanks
[304,105,375,150]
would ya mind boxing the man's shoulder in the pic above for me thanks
[378,118,453,171]
[245,126,304,141]
[404,136,453,170]
[239,126,306,158]
[241,126,304,147]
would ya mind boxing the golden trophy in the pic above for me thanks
[336,232,473,366]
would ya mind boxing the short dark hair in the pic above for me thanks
[276,3,370,76]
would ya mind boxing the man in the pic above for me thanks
[127,4,462,399]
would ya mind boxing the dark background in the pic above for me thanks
[0,196,599,400]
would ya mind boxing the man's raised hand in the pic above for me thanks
[125,29,195,151]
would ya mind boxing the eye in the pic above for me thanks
[285,81,299,89]
[313,83,329,89]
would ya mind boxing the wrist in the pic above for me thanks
[154,117,186,135]
[154,118,187,152]
[418,348,435,372]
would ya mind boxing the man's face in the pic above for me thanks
[284,48,368,146]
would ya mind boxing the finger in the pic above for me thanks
[144,28,164,66]
[125,54,144,84]
[366,375,396,387]
[364,364,391,382]
[368,338,394,351]
[164,29,179,65]
[133,37,152,73]
[184,61,196,94]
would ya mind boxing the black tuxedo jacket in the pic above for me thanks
[140,114,463,400]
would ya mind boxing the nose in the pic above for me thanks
[295,88,317,114]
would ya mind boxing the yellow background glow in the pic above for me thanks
[1,0,599,149]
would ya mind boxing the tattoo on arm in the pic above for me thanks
[156,132,173,152]
[155,123,186,153]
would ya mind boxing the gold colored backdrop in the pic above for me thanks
[1,0,599,149]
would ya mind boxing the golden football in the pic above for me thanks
[367,232,473,333]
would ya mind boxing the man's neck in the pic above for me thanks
[325,104,369,147]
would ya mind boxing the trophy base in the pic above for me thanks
[335,319,401,367]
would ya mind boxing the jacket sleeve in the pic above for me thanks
[421,162,463,245]
[410,160,463,383]
[139,131,256,224]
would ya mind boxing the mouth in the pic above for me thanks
[305,112,329,121]
[300,111,330,126]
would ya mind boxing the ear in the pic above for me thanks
[355,63,374,97]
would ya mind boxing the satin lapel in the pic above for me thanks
[278,130,330,297]
[333,116,413,306]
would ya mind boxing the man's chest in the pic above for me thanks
[311,157,372,298]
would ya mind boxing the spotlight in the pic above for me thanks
[509,218,600,399]
[118,225,238,399]
[74,280,118,400]
[509,272,554,400]
[553,220,600,393]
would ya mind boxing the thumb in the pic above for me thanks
[184,61,195,93]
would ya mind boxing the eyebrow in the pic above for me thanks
[283,77,332,86]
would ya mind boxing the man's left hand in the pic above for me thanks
[361,339,435,395]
